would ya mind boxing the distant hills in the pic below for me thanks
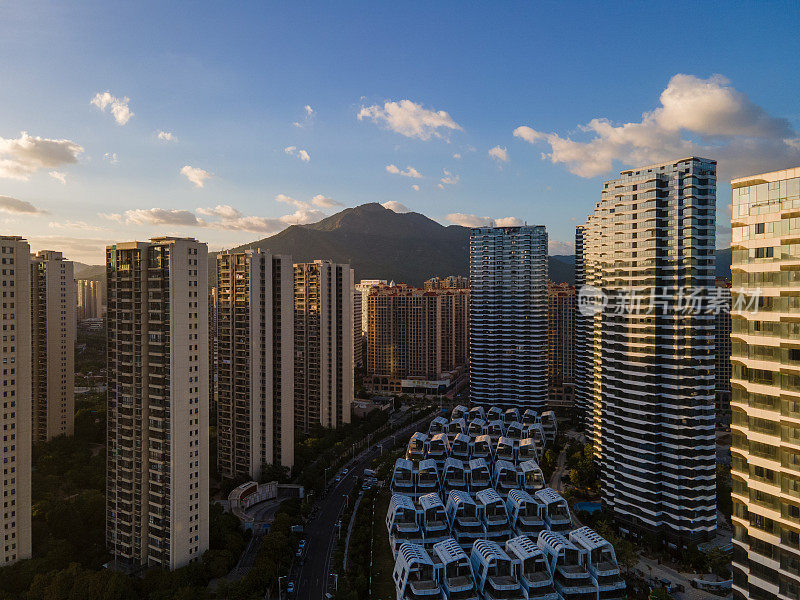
[73,203,734,286]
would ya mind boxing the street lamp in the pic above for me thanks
[324,466,331,488]
[277,575,286,600]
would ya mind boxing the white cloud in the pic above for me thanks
[489,146,509,163]
[438,169,460,189]
[412,184,420,191]
[549,240,575,255]
[49,170,66,184]
[385,164,423,178]
[495,216,524,227]
[382,201,410,213]
[124,208,203,226]
[311,194,342,208]
[514,73,800,179]
[0,195,46,214]
[293,105,315,128]
[180,165,212,188]
[284,146,311,162]
[445,213,522,227]
[48,220,110,232]
[197,205,242,219]
[0,131,83,180]
[104,152,119,164]
[358,99,463,140]
[157,130,176,142]
[90,91,134,125]
[453,153,462,159]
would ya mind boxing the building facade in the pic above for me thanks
[424,276,469,291]
[573,225,591,426]
[355,279,386,335]
[294,261,354,430]
[353,289,363,368]
[77,279,103,320]
[469,226,548,411]
[31,250,76,442]
[365,284,468,395]
[106,237,209,571]
[576,157,717,546]
[715,277,732,427]
[215,250,294,481]
[729,166,800,600]
[0,237,32,565]
[547,282,575,408]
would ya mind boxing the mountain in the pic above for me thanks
[74,262,105,281]
[212,203,470,286]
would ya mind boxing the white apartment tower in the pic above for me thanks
[106,237,209,571]
[730,166,800,600]
[576,157,717,546]
[31,250,76,442]
[215,250,294,480]
[0,237,32,565]
[469,225,548,411]
[294,260,354,430]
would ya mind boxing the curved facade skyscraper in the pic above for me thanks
[576,157,717,546]
[469,225,548,411]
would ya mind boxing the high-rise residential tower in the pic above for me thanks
[469,225,548,411]
[729,166,800,600]
[355,279,387,335]
[30,250,76,442]
[77,279,103,320]
[215,250,294,480]
[576,157,717,546]
[353,289,363,369]
[547,282,575,408]
[0,237,32,565]
[424,276,469,290]
[365,284,468,394]
[294,260,354,431]
[715,277,732,426]
[106,237,209,571]
[573,225,591,424]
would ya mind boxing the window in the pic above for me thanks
[755,223,765,234]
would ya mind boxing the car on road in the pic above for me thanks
[287,580,295,594]
[298,539,306,549]
[342,468,349,475]
[335,475,341,483]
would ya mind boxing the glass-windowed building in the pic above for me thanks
[730,166,800,600]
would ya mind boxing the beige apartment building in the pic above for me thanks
[353,289,363,368]
[106,237,209,571]
[294,260,354,431]
[31,250,76,442]
[77,279,103,320]
[547,282,574,408]
[423,275,469,290]
[215,250,294,480]
[0,237,32,565]
[365,284,468,395]
[730,166,800,600]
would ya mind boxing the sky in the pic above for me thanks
[1,1,799,263]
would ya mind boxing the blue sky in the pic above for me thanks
[1,1,799,263]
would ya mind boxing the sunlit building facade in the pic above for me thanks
[215,250,294,480]
[730,166,800,600]
[577,157,717,546]
[30,250,76,442]
[106,237,209,571]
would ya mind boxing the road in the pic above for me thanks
[295,411,435,600]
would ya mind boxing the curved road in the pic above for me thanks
[295,411,435,600]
